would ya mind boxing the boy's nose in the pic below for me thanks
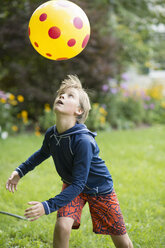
[60,94,65,99]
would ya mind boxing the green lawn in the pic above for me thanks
[0,125,164,248]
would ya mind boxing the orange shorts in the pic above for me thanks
[57,184,127,235]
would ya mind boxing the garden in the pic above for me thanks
[0,80,165,137]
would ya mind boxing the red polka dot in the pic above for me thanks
[28,27,30,36]
[82,34,90,48]
[39,13,47,21]
[67,39,76,47]
[46,53,52,57]
[56,57,68,61]
[34,42,39,47]
[73,17,83,29]
[48,27,61,39]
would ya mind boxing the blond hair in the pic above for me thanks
[55,75,91,123]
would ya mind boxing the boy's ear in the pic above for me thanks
[75,106,83,117]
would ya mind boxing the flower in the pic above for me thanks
[44,103,51,113]
[93,103,99,109]
[102,84,109,92]
[121,73,129,81]
[1,131,8,139]
[21,110,28,124]
[110,88,118,94]
[17,113,21,119]
[12,125,18,132]
[21,110,28,118]
[120,83,128,90]
[35,131,41,136]
[149,103,155,109]
[161,101,165,108]
[9,100,18,106]
[0,98,6,103]
[100,116,106,124]
[99,107,108,116]
[17,95,24,102]
[8,94,15,101]
[147,85,163,100]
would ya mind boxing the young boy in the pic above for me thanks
[6,75,133,248]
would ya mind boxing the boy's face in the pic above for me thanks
[54,88,82,119]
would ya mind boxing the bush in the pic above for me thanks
[0,90,29,139]
[98,81,165,129]
[38,104,55,132]
[85,103,110,131]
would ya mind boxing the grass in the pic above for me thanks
[0,125,164,248]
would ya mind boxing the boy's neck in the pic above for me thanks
[55,116,77,134]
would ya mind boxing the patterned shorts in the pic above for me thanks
[57,184,127,235]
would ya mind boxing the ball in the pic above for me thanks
[28,0,90,60]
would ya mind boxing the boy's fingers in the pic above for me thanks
[6,182,9,190]
[28,201,39,205]
[25,208,32,212]
[11,184,15,193]
[8,184,12,192]
[14,184,17,191]
[29,216,39,222]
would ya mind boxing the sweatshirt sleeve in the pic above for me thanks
[42,137,93,215]
[15,129,51,178]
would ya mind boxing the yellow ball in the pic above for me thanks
[28,0,90,60]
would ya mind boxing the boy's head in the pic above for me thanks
[54,75,91,124]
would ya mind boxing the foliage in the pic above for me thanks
[85,103,109,131]
[98,80,165,129]
[38,104,56,132]
[0,90,29,139]
[0,126,165,247]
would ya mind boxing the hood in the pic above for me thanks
[53,123,97,138]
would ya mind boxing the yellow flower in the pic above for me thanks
[100,116,106,124]
[9,100,18,106]
[99,107,108,116]
[12,125,18,132]
[148,85,163,100]
[44,103,51,112]
[0,98,6,103]
[17,113,21,119]
[145,61,152,68]
[17,95,24,102]
[9,94,15,100]
[35,131,41,137]
[93,103,99,109]
[35,126,40,131]
[161,101,165,108]
[21,110,28,124]
[21,110,28,118]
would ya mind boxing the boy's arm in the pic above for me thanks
[42,138,93,215]
[15,130,51,178]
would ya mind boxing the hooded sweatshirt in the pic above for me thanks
[15,123,113,215]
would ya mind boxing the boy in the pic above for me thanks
[6,75,133,248]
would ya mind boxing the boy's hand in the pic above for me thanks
[6,171,20,193]
[24,201,45,221]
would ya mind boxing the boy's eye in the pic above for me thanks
[69,94,74,97]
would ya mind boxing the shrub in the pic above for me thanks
[85,103,110,131]
[98,81,165,129]
[38,104,55,132]
[0,90,29,139]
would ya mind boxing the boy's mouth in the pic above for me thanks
[56,100,64,105]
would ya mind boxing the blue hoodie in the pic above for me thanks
[15,123,113,215]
